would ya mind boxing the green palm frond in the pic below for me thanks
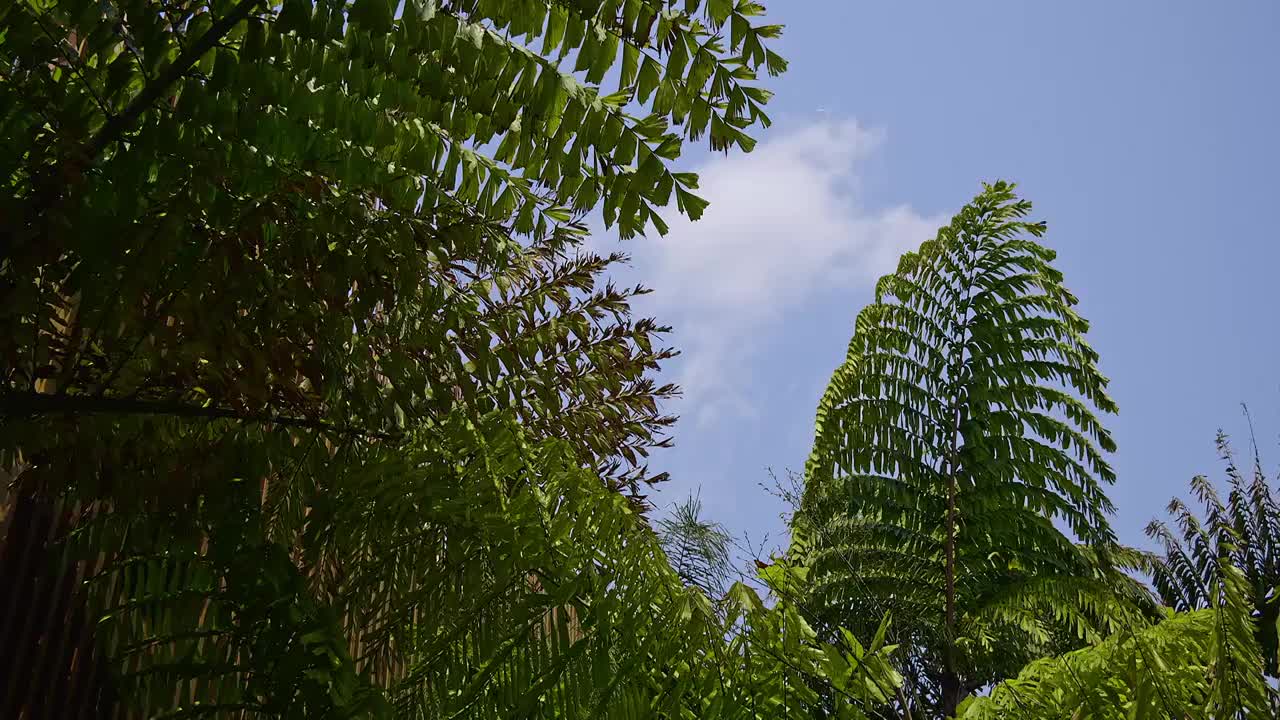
[959,558,1275,719]
[658,493,734,598]
[797,181,1144,717]
[34,410,904,720]
[1146,416,1280,676]
[0,0,778,501]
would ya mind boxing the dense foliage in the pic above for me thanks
[2,1,1279,718]
[1146,419,1280,677]
[0,0,830,716]
[797,183,1153,717]
[959,557,1273,719]
[0,0,786,498]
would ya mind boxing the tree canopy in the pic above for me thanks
[0,0,821,717]
[797,182,1153,717]
[1,0,785,499]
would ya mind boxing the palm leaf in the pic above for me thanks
[798,181,1143,717]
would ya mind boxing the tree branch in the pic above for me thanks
[84,0,261,162]
[0,391,400,441]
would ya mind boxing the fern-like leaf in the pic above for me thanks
[798,181,1141,717]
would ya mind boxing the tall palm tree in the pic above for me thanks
[798,182,1151,718]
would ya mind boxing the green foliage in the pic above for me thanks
[728,531,905,720]
[797,181,1147,717]
[53,410,905,719]
[0,0,792,716]
[959,558,1275,719]
[6,0,1278,713]
[0,0,781,247]
[1146,417,1280,676]
[0,0,784,495]
[658,492,734,598]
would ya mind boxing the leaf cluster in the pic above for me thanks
[1146,421,1280,676]
[797,182,1151,717]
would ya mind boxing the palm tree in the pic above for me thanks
[797,182,1151,718]
[658,492,734,598]
[1146,410,1280,677]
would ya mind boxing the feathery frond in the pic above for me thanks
[959,557,1276,719]
[797,181,1142,718]
[658,492,734,598]
[1146,415,1280,676]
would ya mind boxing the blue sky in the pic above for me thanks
[599,1,1280,558]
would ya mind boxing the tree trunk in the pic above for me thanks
[940,670,964,718]
[942,401,963,718]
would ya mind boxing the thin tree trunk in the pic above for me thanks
[940,240,982,718]
[941,404,962,719]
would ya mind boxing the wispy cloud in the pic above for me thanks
[616,118,945,427]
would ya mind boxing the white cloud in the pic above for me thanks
[624,118,946,426]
